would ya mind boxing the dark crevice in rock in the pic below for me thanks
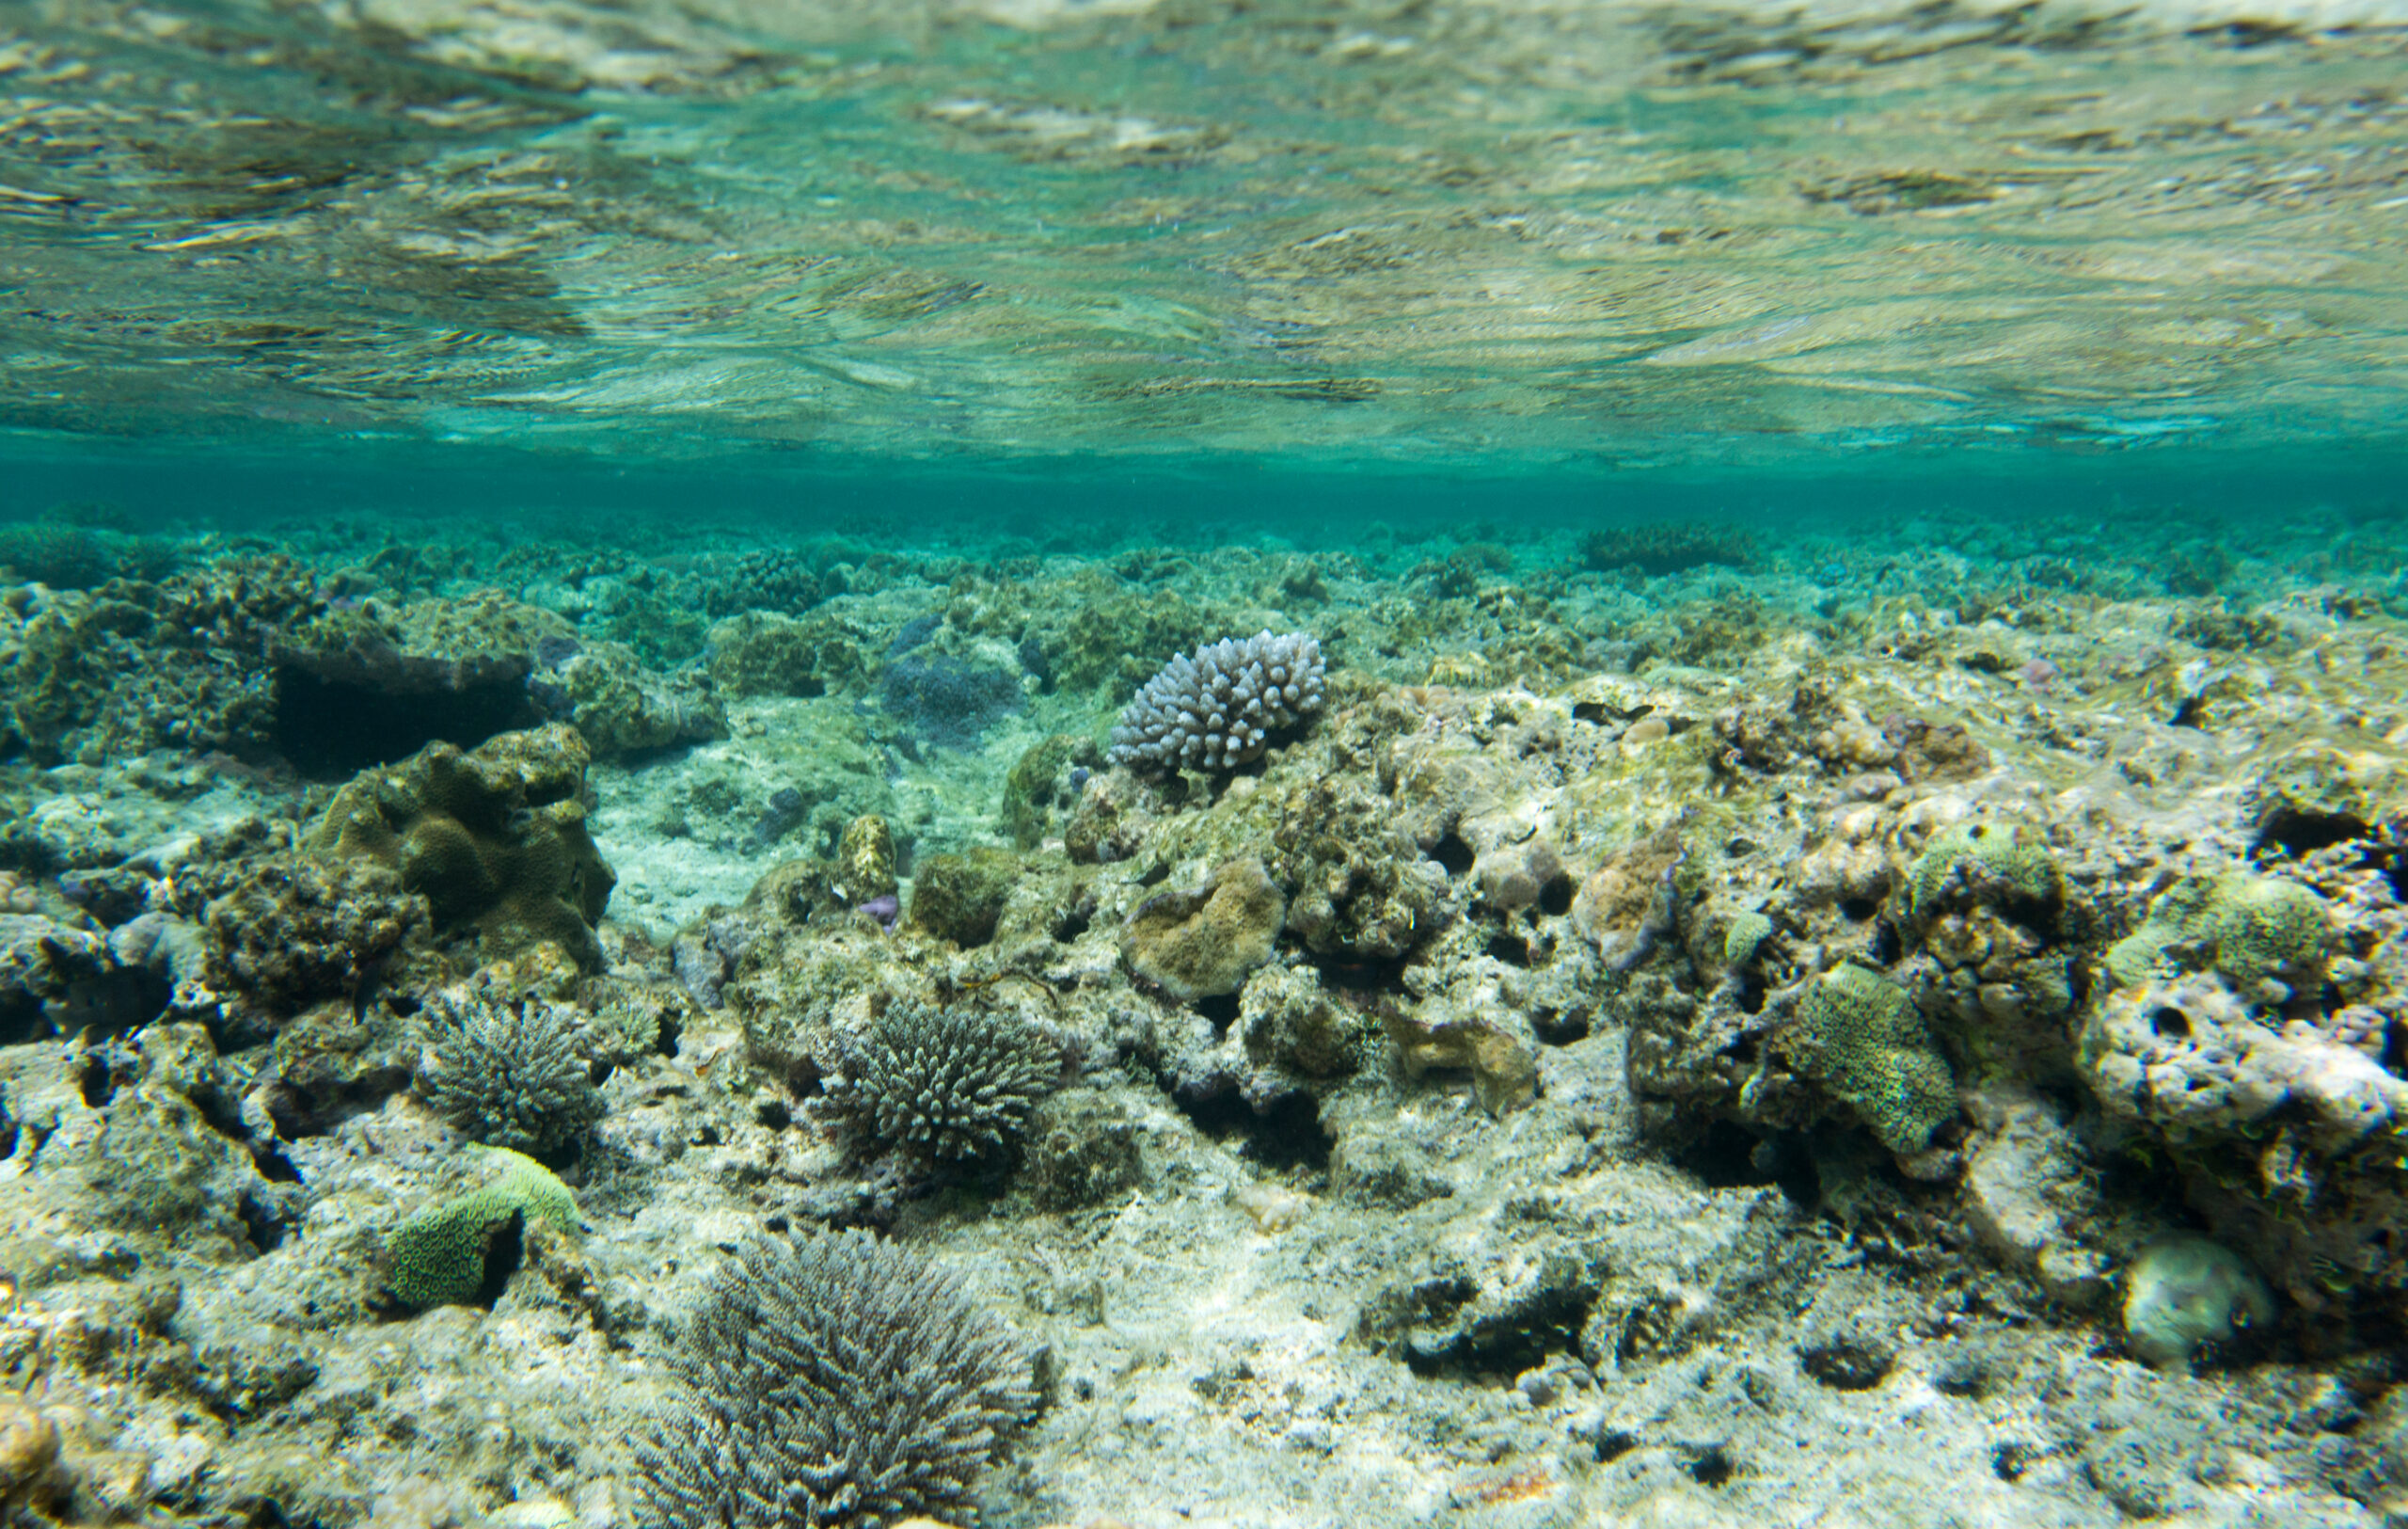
[273,663,537,778]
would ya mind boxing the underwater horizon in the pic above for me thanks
[5,4,2408,1529]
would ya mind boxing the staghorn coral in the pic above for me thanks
[1109,629,1325,775]
[821,1003,1059,1163]
[415,996,606,1155]
[639,1229,1037,1529]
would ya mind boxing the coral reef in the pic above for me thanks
[638,1231,1037,1529]
[382,1147,581,1309]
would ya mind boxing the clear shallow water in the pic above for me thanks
[4,0,2406,469]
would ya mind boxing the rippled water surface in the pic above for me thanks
[5,0,2406,470]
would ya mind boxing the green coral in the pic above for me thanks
[385,1148,578,1309]
[1799,964,1957,1155]
[2105,874,2327,991]
[1723,910,1774,968]
[1904,821,2059,923]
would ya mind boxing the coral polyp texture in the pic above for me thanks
[1108,629,1325,775]
[821,1003,1060,1162]
[637,1230,1037,1529]
[415,995,606,1155]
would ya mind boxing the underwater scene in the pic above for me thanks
[5,1,2408,1526]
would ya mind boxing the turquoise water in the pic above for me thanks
[5,0,2406,472]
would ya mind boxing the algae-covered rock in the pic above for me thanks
[1123,858,1286,1002]
[383,1147,579,1309]
[308,725,615,971]
[909,847,1022,948]
[1002,734,1101,851]
[833,814,896,905]
[1795,964,1957,1155]
[704,611,866,698]
[551,639,724,756]
[2123,1237,2274,1369]
[1020,1088,1146,1210]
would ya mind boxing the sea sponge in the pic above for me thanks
[822,1004,1060,1162]
[1797,964,1957,1155]
[639,1229,1037,1529]
[2122,1236,2274,1369]
[1108,630,1325,775]
[415,997,606,1155]
[1123,857,1287,1002]
[384,1148,579,1309]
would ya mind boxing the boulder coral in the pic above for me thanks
[307,724,615,971]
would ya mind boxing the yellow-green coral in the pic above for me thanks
[1799,964,1957,1155]
[1904,821,2058,922]
[1723,910,1774,968]
[2105,874,2327,992]
[385,1148,578,1309]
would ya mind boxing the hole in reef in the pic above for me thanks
[273,664,538,778]
[1194,991,1242,1029]
[1735,975,1766,1015]
[78,1051,118,1107]
[1836,897,1879,922]
[2150,1006,2192,1039]
[1686,1446,1735,1488]
[472,1211,529,1307]
[1532,1004,1592,1045]
[1538,872,1576,916]
[2255,805,2367,860]
[1675,1122,1819,1205]
[654,1010,683,1057]
[1175,1086,1332,1173]
[1592,1428,1640,1464]
[238,1190,290,1253]
[1992,1441,2036,1482]
[2168,695,2205,729]
[1865,919,1901,964]
[0,992,45,1047]
[1053,904,1092,942]
[1487,932,1531,966]
[1429,832,1476,878]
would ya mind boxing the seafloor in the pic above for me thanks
[2,486,2408,1529]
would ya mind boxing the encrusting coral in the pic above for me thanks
[383,1147,580,1309]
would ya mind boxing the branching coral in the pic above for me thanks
[639,1229,1037,1529]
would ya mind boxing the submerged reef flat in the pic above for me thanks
[5,497,2408,1528]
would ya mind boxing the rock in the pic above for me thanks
[909,847,1022,948]
[1123,858,1285,1002]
